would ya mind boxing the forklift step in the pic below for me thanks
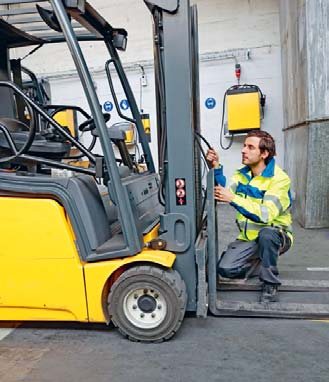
[214,279,329,319]
[217,278,329,292]
[213,299,329,319]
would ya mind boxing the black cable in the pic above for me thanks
[201,155,208,179]
[153,9,166,207]
[197,189,208,234]
[194,131,212,149]
[138,65,146,114]
[193,132,213,235]
[219,89,234,150]
[21,44,44,61]
[196,160,210,236]
[194,134,210,170]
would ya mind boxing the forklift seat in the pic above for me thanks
[0,116,71,160]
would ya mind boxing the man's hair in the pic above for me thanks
[246,130,276,164]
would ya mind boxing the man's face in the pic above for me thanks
[241,136,268,166]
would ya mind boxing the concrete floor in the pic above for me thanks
[0,318,328,382]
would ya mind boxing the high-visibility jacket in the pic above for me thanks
[214,159,293,243]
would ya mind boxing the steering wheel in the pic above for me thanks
[0,99,36,164]
[78,113,111,132]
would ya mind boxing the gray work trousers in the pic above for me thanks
[217,227,291,285]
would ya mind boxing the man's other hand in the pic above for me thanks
[214,185,234,203]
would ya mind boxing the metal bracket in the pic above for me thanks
[158,212,191,252]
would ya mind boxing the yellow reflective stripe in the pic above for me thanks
[263,194,284,213]
[260,205,269,222]
[230,182,238,193]
[237,220,292,233]
[237,221,263,232]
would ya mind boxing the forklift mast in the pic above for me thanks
[144,0,203,311]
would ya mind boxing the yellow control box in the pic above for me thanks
[53,109,78,137]
[125,123,134,144]
[227,88,260,133]
[141,113,151,142]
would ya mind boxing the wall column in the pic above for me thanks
[280,0,329,228]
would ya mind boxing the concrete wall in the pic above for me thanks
[280,0,329,228]
[12,0,283,181]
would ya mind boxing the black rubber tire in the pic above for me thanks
[108,265,187,342]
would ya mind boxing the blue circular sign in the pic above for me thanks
[205,97,216,109]
[103,101,113,112]
[120,99,130,110]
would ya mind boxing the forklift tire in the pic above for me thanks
[107,265,187,342]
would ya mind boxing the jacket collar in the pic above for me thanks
[239,158,275,179]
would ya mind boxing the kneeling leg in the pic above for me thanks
[217,239,258,278]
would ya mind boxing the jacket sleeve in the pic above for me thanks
[214,166,226,187]
[230,176,291,224]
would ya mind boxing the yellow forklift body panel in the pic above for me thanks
[0,197,175,323]
[84,249,176,322]
[0,197,88,322]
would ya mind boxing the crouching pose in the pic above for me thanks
[206,130,293,303]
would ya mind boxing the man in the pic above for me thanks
[206,130,293,303]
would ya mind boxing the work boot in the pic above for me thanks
[260,283,278,303]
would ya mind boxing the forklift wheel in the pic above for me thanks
[108,265,187,342]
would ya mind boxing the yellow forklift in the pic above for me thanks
[0,0,328,343]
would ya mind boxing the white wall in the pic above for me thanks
[12,0,283,181]
[200,45,284,180]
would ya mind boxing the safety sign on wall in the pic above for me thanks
[205,97,216,109]
[120,99,130,110]
[103,101,113,112]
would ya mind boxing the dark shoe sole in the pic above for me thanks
[260,295,279,303]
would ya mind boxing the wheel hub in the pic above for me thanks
[137,294,157,313]
[123,287,167,329]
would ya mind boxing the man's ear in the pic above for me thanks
[261,150,269,161]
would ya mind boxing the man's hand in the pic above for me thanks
[206,148,219,168]
[214,185,234,203]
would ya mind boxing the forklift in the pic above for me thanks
[0,0,328,343]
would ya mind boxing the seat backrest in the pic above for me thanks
[66,175,112,250]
